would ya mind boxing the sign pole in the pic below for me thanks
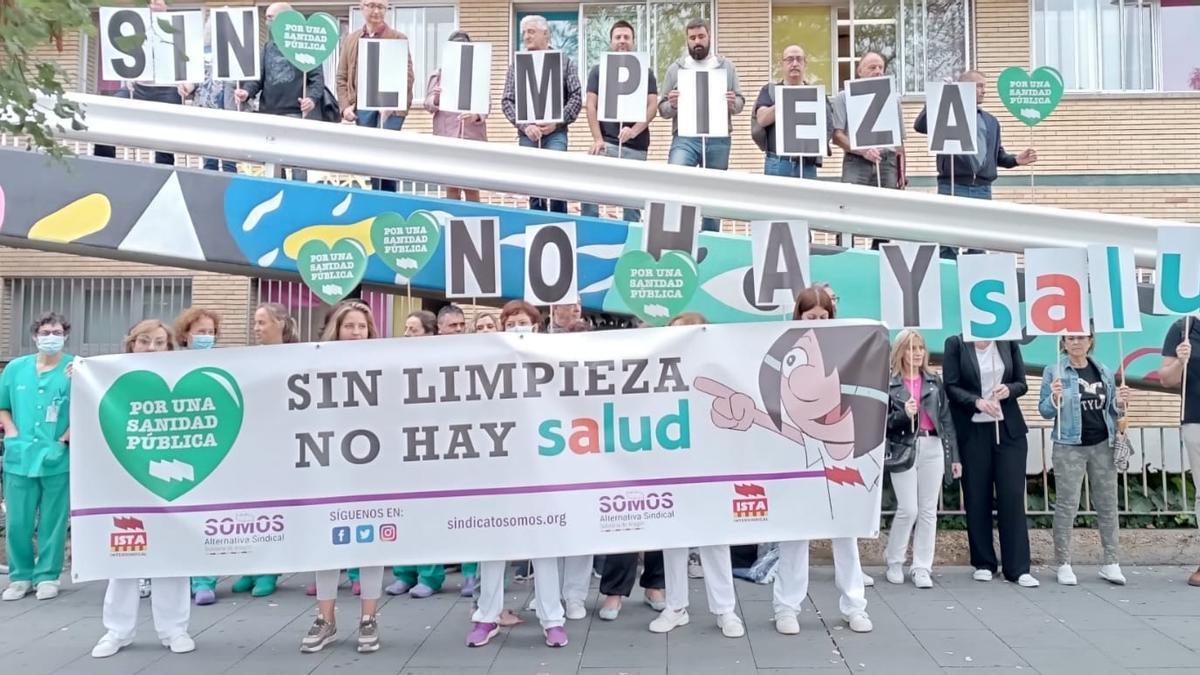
[1183,316,1192,423]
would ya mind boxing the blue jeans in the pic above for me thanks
[357,111,406,191]
[203,158,238,173]
[519,128,569,213]
[668,136,730,231]
[581,142,647,222]
[937,180,992,200]
[763,153,817,179]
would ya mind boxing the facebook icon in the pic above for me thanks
[356,524,375,544]
[331,526,351,546]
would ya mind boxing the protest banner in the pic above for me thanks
[845,76,901,150]
[924,81,977,155]
[878,242,942,330]
[677,69,729,139]
[598,52,651,124]
[751,220,811,311]
[996,66,1063,200]
[100,7,153,82]
[149,10,205,85]
[772,85,827,158]
[1087,245,1142,334]
[357,39,411,111]
[525,221,579,305]
[99,7,205,84]
[440,41,492,115]
[514,50,565,125]
[68,321,888,581]
[1024,247,1090,336]
[444,216,502,298]
[210,7,260,82]
[957,253,1022,342]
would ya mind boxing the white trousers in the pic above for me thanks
[664,545,735,615]
[102,577,190,641]
[315,567,384,601]
[884,436,945,572]
[472,559,564,628]
[560,555,593,605]
[773,538,868,620]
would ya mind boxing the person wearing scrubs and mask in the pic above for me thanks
[1,312,73,602]
[92,320,196,658]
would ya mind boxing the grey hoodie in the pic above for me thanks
[658,55,744,136]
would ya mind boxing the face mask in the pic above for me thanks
[191,335,216,350]
[509,325,534,334]
[36,335,65,354]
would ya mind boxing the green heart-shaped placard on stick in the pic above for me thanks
[613,249,699,326]
[99,367,244,502]
[996,66,1063,126]
[298,238,368,305]
[370,211,441,279]
[270,10,339,73]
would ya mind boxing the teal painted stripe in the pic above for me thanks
[905,173,1200,188]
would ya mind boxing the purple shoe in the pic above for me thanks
[194,589,216,606]
[466,622,499,647]
[544,626,568,648]
[409,583,436,598]
[460,576,477,598]
[385,580,412,596]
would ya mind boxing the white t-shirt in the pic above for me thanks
[971,341,1005,423]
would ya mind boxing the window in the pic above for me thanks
[1033,0,1155,91]
[3,278,192,358]
[348,4,458,100]
[1161,0,1200,91]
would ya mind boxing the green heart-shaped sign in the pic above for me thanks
[370,211,441,279]
[996,66,1063,127]
[613,249,699,326]
[298,238,368,305]
[99,368,244,502]
[270,10,339,73]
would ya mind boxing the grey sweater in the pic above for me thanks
[657,55,745,136]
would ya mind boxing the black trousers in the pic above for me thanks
[960,422,1031,580]
[598,550,664,597]
[730,544,758,569]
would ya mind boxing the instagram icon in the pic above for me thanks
[379,523,398,542]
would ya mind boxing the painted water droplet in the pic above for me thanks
[332,193,352,217]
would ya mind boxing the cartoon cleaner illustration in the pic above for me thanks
[694,326,889,517]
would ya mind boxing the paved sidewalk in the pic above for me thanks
[1,565,1197,674]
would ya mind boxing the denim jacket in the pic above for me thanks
[1038,355,1124,446]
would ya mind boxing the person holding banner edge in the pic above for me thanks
[1158,314,1200,586]
[942,334,1038,587]
[754,45,820,180]
[1038,330,1130,587]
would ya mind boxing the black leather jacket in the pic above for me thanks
[886,372,960,484]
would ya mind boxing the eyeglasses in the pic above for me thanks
[782,56,806,64]
[36,329,65,337]
[362,2,387,10]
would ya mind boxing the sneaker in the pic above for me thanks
[717,613,745,638]
[912,569,933,589]
[162,633,196,654]
[385,580,412,596]
[357,616,380,653]
[598,598,621,621]
[846,613,873,633]
[687,551,704,579]
[862,573,875,588]
[194,589,216,606]
[526,595,538,612]
[2,581,31,601]
[460,576,477,598]
[648,608,689,633]
[513,561,534,582]
[138,579,152,598]
[35,581,60,600]
[305,582,317,596]
[251,576,277,597]
[1056,564,1078,586]
[1099,564,1126,586]
[564,600,587,620]
[300,617,336,653]
[231,576,255,593]
[91,633,132,658]
[973,569,993,582]
[466,622,499,647]
[352,581,362,596]
[774,611,800,635]
[643,590,666,612]
[409,583,435,598]
[1017,574,1040,588]
[885,564,904,584]
[543,625,569,647]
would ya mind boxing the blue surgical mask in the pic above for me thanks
[191,335,216,350]
[36,335,65,354]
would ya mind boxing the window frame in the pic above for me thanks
[1029,0,1163,93]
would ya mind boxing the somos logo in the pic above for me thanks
[733,484,768,521]
[597,491,675,532]
[204,513,285,536]
[110,517,148,556]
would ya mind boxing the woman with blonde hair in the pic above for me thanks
[473,312,499,333]
[883,329,959,588]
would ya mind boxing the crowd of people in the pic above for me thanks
[1,284,1198,658]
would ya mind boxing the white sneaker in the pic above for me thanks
[648,608,689,633]
[846,613,873,633]
[162,633,196,654]
[972,569,993,582]
[138,579,152,598]
[2,581,31,601]
[912,569,933,589]
[1017,574,1040,588]
[1056,564,1078,586]
[564,600,587,620]
[92,633,132,658]
[862,573,875,587]
[526,595,537,612]
[717,613,745,638]
[885,564,904,584]
[35,581,60,600]
[774,611,800,635]
[1099,564,1126,586]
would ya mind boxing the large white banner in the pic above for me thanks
[68,322,887,581]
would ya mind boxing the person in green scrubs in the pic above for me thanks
[1,312,73,602]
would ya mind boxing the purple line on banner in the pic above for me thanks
[71,469,828,517]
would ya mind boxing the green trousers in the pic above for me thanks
[191,576,217,592]
[3,472,70,584]
[462,562,478,578]
[393,564,444,590]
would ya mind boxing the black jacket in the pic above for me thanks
[941,335,1029,440]
[887,372,959,484]
[913,107,1017,186]
[241,42,323,117]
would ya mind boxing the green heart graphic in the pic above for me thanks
[99,368,244,502]
[370,211,441,279]
[297,238,368,305]
[613,250,699,326]
[996,66,1063,127]
[270,10,339,73]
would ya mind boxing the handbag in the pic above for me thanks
[884,436,917,472]
[1113,418,1133,472]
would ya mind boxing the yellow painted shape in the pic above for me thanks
[28,193,112,243]
[282,217,375,259]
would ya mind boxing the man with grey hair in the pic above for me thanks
[502,14,583,214]
[830,50,906,190]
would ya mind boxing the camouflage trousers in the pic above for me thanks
[1052,441,1121,565]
